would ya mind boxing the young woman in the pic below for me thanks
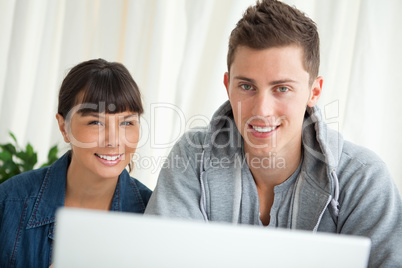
[0,59,152,267]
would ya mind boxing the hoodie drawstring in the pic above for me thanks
[330,169,340,218]
[199,150,209,222]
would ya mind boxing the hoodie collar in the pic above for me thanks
[303,106,343,170]
[202,101,342,228]
[204,100,243,161]
[207,102,343,194]
[207,101,343,169]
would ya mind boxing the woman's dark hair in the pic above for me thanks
[58,59,143,119]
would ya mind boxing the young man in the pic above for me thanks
[145,0,402,266]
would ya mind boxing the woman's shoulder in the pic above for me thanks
[131,177,152,196]
[0,166,49,201]
[119,170,152,207]
[125,172,152,196]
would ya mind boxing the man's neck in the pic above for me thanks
[244,145,302,189]
[244,144,303,226]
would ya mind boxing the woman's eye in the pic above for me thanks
[240,84,253,91]
[277,87,289,92]
[88,121,102,126]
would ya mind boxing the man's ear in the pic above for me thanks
[56,113,70,143]
[223,72,230,97]
[307,76,323,107]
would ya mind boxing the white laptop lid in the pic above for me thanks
[53,208,371,268]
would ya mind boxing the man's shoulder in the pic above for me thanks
[340,140,386,168]
[337,140,393,190]
[173,128,209,154]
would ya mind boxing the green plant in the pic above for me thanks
[0,132,59,184]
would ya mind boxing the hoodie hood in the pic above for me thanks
[201,100,243,167]
[303,105,343,171]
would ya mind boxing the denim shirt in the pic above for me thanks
[0,152,152,268]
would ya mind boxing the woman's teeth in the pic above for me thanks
[252,125,278,133]
[96,154,122,161]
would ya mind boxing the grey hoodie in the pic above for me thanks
[146,101,402,267]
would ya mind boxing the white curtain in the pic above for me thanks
[0,0,401,193]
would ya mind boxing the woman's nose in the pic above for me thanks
[104,117,119,148]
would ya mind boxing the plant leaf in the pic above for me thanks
[40,145,59,167]
[0,132,58,184]
[2,143,17,155]
[9,132,17,144]
[47,145,58,162]
[26,143,34,156]
[0,151,12,161]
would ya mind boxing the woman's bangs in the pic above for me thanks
[78,77,142,115]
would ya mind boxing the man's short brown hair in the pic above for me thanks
[227,0,320,84]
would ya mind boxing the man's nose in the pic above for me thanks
[251,91,275,118]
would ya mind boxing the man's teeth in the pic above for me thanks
[96,154,122,161]
[252,125,278,133]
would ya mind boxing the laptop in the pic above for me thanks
[52,207,371,268]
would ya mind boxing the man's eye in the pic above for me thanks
[240,84,253,91]
[277,87,289,92]
[120,121,133,126]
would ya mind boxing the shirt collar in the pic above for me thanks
[26,152,135,229]
[26,152,70,229]
[25,152,140,230]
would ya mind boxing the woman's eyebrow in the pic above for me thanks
[80,112,138,119]
[81,112,104,118]
[121,114,138,120]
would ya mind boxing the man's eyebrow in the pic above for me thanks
[233,76,298,85]
[233,76,256,83]
[268,79,298,86]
